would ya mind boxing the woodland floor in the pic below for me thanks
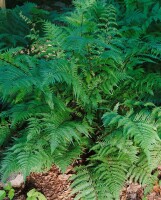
[13,166,74,200]
[9,165,161,200]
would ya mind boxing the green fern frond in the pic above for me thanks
[102,111,159,154]
[0,122,10,146]
[53,144,82,172]
[71,166,99,200]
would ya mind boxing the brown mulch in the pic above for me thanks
[12,165,161,200]
[120,183,144,200]
[121,182,161,200]
[14,166,74,200]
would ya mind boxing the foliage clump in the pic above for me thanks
[0,0,161,199]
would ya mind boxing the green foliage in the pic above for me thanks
[26,189,46,200]
[0,3,49,51]
[0,183,15,200]
[0,190,6,200]
[0,0,161,199]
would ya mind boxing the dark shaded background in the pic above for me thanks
[6,0,72,8]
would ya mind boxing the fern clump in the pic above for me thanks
[0,0,161,199]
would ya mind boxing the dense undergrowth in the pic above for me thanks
[0,0,161,199]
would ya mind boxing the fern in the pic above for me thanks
[70,166,100,200]
[0,3,40,50]
[0,121,10,146]
[0,0,161,199]
[102,111,160,155]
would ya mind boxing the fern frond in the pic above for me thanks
[53,144,82,173]
[71,166,99,200]
[0,122,10,146]
[102,111,159,155]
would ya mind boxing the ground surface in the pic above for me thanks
[9,166,161,200]
[121,183,161,200]
[14,166,74,200]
